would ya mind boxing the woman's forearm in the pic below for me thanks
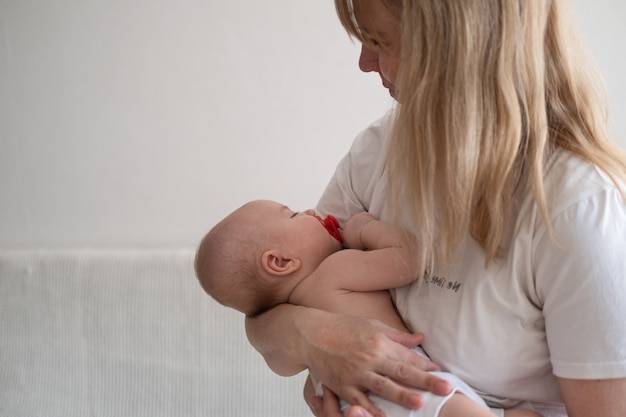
[558,377,626,417]
[245,303,316,376]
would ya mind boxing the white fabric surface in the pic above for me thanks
[0,249,309,417]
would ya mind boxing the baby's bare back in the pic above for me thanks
[292,278,408,333]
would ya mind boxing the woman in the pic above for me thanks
[246,1,626,416]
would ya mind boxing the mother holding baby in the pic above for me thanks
[245,1,626,416]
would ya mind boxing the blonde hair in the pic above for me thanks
[336,0,626,275]
[194,205,285,316]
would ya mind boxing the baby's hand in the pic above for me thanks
[343,212,377,250]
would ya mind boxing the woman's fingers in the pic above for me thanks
[304,376,323,416]
[300,313,453,413]
[378,353,451,396]
[362,367,455,411]
[321,385,345,417]
[311,371,449,417]
[386,330,425,351]
[304,374,348,417]
[304,373,387,417]
[336,385,385,417]
[354,343,451,409]
[346,406,374,417]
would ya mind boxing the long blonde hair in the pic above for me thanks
[336,0,626,274]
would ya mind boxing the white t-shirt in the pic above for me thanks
[316,113,626,416]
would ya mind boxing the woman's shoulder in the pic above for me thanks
[512,150,626,251]
[543,150,625,213]
[347,109,395,155]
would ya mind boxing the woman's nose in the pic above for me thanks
[359,45,379,73]
[303,209,316,216]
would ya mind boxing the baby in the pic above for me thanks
[195,199,540,417]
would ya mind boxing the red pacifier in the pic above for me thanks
[316,214,343,244]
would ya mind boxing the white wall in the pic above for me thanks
[1,0,625,249]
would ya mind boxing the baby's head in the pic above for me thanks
[195,200,284,316]
[195,200,343,316]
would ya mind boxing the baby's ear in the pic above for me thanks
[261,250,301,276]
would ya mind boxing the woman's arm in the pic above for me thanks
[535,188,626,415]
[244,303,310,376]
[559,377,626,417]
[245,304,451,416]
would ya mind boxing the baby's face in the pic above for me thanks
[243,200,343,263]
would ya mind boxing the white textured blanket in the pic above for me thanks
[0,249,309,417]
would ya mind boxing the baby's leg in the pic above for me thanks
[502,410,541,417]
[441,397,542,417]
[439,393,498,417]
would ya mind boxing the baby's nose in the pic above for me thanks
[303,209,316,216]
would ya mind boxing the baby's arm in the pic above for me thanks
[343,211,419,287]
[313,212,419,293]
[343,212,413,252]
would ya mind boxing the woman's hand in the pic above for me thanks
[298,311,451,417]
[246,305,451,416]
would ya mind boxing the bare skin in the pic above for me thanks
[558,378,626,417]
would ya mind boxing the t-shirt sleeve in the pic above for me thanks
[535,187,626,379]
[315,115,389,226]
[315,147,368,226]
